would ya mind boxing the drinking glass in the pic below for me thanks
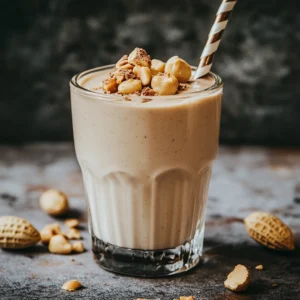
[70,66,223,277]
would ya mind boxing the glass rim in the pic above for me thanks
[70,64,223,100]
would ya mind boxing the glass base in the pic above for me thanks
[92,234,203,277]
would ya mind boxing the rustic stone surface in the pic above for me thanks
[0,144,300,299]
[1,0,300,145]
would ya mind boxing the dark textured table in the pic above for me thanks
[1,144,300,300]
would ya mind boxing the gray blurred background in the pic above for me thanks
[1,0,299,145]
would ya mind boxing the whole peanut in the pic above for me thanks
[39,189,69,216]
[165,56,191,83]
[133,66,152,86]
[151,73,178,95]
[118,79,142,94]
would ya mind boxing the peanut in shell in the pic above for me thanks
[244,211,294,251]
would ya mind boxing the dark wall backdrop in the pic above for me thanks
[1,0,299,145]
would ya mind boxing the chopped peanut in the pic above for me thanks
[102,77,118,93]
[224,264,250,292]
[66,228,81,240]
[72,241,84,253]
[65,219,79,228]
[40,223,62,243]
[116,55,133,70]
[49,235,72,254]
[128,48,151,68]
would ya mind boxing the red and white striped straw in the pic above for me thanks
[193,0,238,80]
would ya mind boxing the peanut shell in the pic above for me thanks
[0,216,41,249]
[244,211,295,251]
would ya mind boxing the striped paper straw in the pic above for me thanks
[193,0,238,80]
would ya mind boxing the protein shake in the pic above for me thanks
[70,48,223,276]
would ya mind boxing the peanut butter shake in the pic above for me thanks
[70,48,223,276]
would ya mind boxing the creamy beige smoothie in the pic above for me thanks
[70,48,223,276]
[71,67,222,250]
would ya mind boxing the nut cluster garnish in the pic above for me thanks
[102,48,192,96]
